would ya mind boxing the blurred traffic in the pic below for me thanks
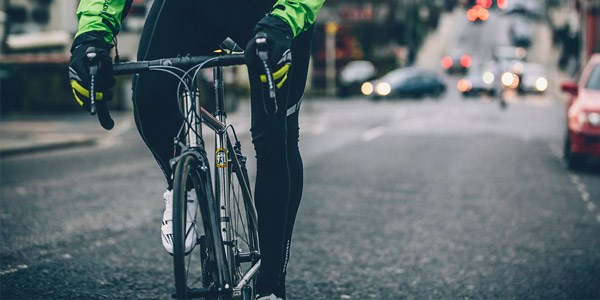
[1,0,599,169]
[361,67,446,99]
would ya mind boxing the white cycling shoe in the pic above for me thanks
[255,294,283,300]
[161,189,198,255]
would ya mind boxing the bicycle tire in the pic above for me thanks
[172,152,229,299]
[223,138,260,295]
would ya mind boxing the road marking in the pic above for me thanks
[550,144,599,223]
[0,264,28,276]
[361,126,385,142]
[568,174,599,222]
[588,202,596,212]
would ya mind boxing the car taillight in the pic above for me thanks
[457,79,472,92]
[460,55,472,68]
[477,0,492,8]
[467,8,478,21]
[497,0,507,9]
[467,5,489,21]
[442,56,453,69]
[478,7,489,20]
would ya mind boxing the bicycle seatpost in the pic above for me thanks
[254,32,278,115]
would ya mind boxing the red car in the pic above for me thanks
[561,53,600,169]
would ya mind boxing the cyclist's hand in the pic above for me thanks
[245,15,293,89]
[68,31,115,112]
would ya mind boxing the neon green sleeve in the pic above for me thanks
[270,0,325,37]
[75,0,128,43]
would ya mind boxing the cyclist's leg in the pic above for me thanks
[131,0,227,187]
[279,26,315,296]
[250,26,315,298]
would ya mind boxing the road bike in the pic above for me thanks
[87,37,277,299]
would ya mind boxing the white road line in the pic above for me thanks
[550,143,599,223]
[361,126,386,142]
[568,174,598,222]
[0,264,28,276]
[587,202,596,212]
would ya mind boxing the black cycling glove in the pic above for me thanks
[245,15,293,89]
[68,31,115,112]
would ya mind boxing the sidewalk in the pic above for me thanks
[0,111,133,157]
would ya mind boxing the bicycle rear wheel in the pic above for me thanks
[172,152,229,299]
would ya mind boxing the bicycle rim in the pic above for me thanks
[172,153,228,299]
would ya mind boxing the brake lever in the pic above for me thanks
[86,47,99,115]
[255,32,278,115]
[85,46,115,130]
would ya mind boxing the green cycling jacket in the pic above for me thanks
[76,0,325,43]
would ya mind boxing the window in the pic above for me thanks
[585,64,600,90]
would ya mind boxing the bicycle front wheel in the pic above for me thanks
[223,139,260,295]
[172,152,229,299]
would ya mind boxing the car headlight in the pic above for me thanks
[376,82,392,96]
[501,72,516,87]
[577,112,600,126]
[535,77,548,91]
[482,72,494,84]
[361,82,374,96]
[588,112,600,126]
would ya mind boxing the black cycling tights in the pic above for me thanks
[132,0,313,297]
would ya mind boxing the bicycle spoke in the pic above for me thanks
[231,184,249,244]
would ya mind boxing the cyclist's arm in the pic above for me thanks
[270,0,325,37]
[75,0,132,44]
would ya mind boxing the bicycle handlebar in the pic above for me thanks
[112,54,246,75]
[104,37,276,131]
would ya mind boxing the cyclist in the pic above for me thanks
[68,1,324,299]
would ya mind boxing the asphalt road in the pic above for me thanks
[2,7,600,300]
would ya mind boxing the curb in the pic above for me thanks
[0,137,98,157]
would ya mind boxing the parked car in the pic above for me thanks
[519,62,548,94]
[503,0,544,19]
[442,48,472,74]
[361,67,446,99]
[338,60,377,97]
[561,53,600,169]
[457,61,497,97]
[509,18,532,48]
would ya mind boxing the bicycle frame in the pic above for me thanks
[186,65,261,297]
[113,51,260,298]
